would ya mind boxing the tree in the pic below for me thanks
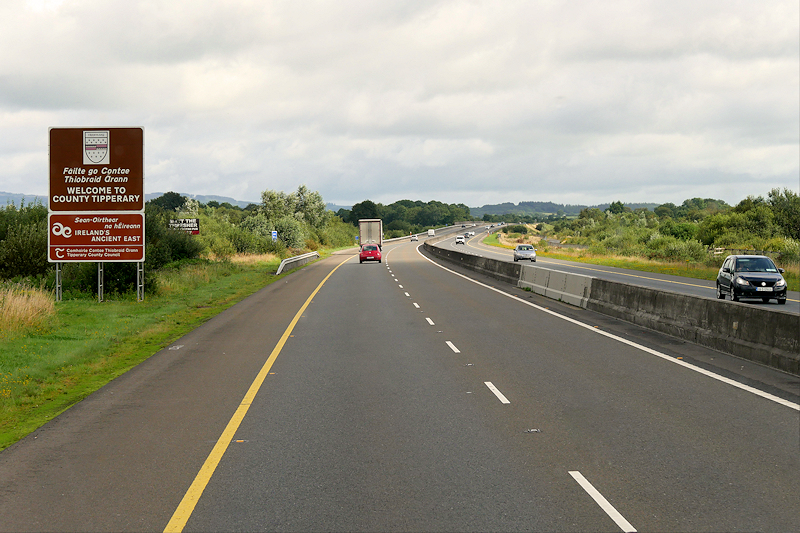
[768,188,800,240]
[261,189,294,221]
[608,201,625,214]
[350,200,381,222]
[149,191,186,211]
[292,185,327,229]
[654,203,677,219]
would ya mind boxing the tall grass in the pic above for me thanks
[0,282,55,338]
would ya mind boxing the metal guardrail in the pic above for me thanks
[276,251,320,275]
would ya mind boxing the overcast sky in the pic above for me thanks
[1,0,798,208]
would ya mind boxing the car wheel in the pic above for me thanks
[778,299,786,305]
[359,259,363,263]
[716,283,725,299]
[732,291,739,302]
[762,297,771,303]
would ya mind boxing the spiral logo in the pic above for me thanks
[52,222,72,238]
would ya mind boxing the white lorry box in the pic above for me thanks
[427,229,435,237]
[358,219,383,248]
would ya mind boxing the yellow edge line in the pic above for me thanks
[163,255,352,532]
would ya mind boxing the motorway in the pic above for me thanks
[0,239,798,532]
[442,226,800,314]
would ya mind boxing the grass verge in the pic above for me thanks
[0,255,293,451]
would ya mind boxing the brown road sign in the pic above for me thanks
[48,213,145,262]
[49,128,144,212]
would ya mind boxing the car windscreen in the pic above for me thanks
[518,246,532,250]
[736,257,777,272]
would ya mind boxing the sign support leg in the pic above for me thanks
[137,261,144,302]
[98,262,104,303]
[56,262,62,302]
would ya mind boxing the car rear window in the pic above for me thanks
[363,245,377,251]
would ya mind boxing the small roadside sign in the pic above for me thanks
[169,218,200,235]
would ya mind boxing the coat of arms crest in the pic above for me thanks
[83,130,110,164]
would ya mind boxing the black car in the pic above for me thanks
[716,255,787,304]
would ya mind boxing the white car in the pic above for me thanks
[513,244,537,262]
[455,235,465,245]
[410,234,418,241]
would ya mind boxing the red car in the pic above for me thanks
[359,244,382,263]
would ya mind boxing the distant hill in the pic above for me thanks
[0,191,261,209]
[145,192,259,209]
[470,201,660,217]
[0,191,48,207]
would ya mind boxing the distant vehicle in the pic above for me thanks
[469,231,475,236]
[358,219,382,249]
[461,224,466,228]
[716,255,786,304]
[427,229,435,237]
[513,244,537,262]
[455,235,465,245]
[410,234,418,241]
[359,244,382,264]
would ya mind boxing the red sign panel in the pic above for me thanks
[49,128,144,212]
[48,213,145,262]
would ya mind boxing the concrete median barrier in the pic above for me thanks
[518,265,592,308]
[423,242,521,285]
[424,240,799,375]
[586,278,799,375]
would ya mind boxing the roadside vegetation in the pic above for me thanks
[1,186,798,448]
[485,189,800,291]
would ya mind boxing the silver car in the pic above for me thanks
[513,244,537,262]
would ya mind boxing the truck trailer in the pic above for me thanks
[358,219,383,249]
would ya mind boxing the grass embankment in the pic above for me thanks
[484,232,800,292]
[0,252,326,450]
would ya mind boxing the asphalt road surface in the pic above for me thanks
[0,240,798,532]
[442,227,800,314]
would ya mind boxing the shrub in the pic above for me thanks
[505,225,528,234]
[765,237,800,264]
[274,216,306,248]
[0,221,48,279]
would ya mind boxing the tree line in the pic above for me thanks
[537,189,799,264]
[335,199,471,238]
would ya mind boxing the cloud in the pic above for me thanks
[1,0,797,208]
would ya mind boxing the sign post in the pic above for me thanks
[48,127,145,301]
